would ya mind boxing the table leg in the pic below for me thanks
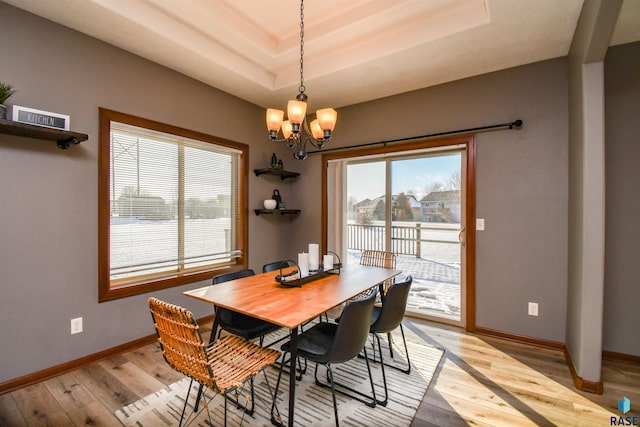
[208,311,220,345]
[288,327,298,427]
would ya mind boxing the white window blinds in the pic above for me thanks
[109,122,242,281]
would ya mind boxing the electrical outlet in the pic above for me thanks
[476,218,485,231]
[528,302,538,316]
[71,317,83,334]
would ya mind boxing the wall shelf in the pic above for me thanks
[254,209,301,216]
[253,168,300,180]
[0,118,88,149]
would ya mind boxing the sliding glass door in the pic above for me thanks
[344,148,465,324]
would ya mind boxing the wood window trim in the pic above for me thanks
[98,108,249,302]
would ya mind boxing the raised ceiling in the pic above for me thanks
[4,0,640,111]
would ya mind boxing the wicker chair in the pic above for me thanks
[360,250,396,269]
[359,250,397,299]
[148,297,281,426]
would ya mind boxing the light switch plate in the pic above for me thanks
[476,218,485,231]
[71,317,83,334]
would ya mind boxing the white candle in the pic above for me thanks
[298,252,309,277]
[323,254,334,270]
[308,243,319,271]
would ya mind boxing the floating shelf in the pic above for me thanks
[254,209,301,216]
[0,118,88,149]
[253,168,300,180]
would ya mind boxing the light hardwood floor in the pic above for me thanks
[1,317,638,426]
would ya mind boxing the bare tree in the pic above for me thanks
[425,181,445,195]
[447,171,461,191]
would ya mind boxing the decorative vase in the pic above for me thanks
[0,104,6,120]
[263,199,277,210]
[271,189,282,208]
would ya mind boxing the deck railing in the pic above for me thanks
[347,222,459,257]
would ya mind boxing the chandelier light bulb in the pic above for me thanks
[287,99,307,126]
[310,119,324,139]
[281,120,293,139]
[316,108,337,131]
[266,109,284,139]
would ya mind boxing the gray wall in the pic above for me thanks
[297,58,570,343]
[0,2,293,383]
[603,41,640,356]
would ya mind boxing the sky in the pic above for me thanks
[346,152,461,202]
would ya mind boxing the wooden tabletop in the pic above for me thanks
[184,264,401,330]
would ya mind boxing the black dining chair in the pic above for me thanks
[271,291,378,427]
[211,269,282,345]
[262,259,295,273]
[367,275,413,406]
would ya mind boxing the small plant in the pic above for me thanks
[0,82,17,105]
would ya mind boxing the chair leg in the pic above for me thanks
[325,364,340,427]
[374,334,389,407]
[366,326,411,374]
[178,378,194,427]
[274,352,307,380]
[223,378,255,416]
[270,352,287,426]
[224,391,228,426]
[313,351,376,408]
[396,324,411,374]
[193,382,204,413]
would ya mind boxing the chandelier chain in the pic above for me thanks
[299,0,305,94]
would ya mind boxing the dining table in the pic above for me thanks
[184,263,401,427]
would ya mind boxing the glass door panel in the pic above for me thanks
[346,161,386,263]
[391,153,463,323]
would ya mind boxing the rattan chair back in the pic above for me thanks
[149,297,216,390]
[360,250,396,269]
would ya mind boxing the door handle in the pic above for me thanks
[458,227,465,247]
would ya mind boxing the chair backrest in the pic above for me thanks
[328,291,377,364]
[148,297,214,389]
[212,269,255,284]
[262,260,295,273]
[370,276,412,334]
[211,269,262,332]
[360,250,396,269]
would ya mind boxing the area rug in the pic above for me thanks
[115,329,443,427]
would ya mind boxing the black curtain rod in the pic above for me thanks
[307,119,523,155]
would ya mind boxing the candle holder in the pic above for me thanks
[274,251,342,288]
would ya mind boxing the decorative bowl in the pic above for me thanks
[263,199,277,209]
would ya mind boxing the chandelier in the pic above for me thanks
[265,0,337,160]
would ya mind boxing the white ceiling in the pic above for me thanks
[5,0,640,112]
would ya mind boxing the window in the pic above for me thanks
[98,108,248,301]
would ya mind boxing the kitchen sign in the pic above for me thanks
[12,105,70,131]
